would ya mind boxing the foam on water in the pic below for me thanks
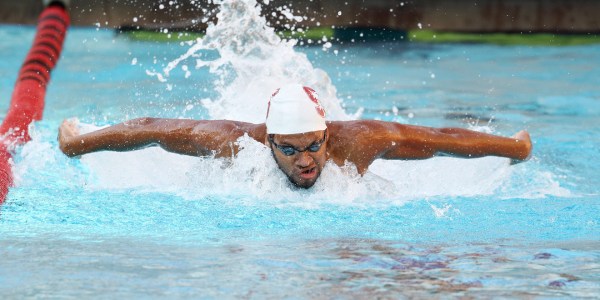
[10,0,572,206]
[2,6,598,299]
[12,122,571,208]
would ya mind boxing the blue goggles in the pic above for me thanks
[268,130,327,156]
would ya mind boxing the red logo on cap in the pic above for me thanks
[266,88,280,118]
[303,86,325,118]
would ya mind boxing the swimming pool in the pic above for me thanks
[1,2,599,298]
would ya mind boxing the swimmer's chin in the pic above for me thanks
[293,181,317,189]
[288,176,319,189]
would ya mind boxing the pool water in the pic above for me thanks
[1,2,599,297]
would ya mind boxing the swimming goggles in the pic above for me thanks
[268,130,327,156]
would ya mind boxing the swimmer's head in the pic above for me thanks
[265,84,328,188]
[265,83,326,135]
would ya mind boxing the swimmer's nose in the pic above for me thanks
[295,151,313,168]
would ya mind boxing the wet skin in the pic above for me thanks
[267,130,328,188]
[58,118,532,188]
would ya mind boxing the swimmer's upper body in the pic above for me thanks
[58,84,532,188]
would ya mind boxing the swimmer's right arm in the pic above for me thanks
[58,118,258,158]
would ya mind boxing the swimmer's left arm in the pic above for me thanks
[379,123,532,163]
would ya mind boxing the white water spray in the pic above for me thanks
[10,0,572,206]
[160,0,348,123]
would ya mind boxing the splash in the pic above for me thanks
[45,129,523,207]
[9,0,573,207]
[38,122,567,206]
[157,0,349,122]
[12,122,570,208]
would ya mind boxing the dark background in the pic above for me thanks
[1,0,599,33]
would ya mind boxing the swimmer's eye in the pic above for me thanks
[278,146,298,156]
[268,130,327,156]
[307,141,324,152]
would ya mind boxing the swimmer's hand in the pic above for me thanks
[510,130,532,165]
[58,119,81,157]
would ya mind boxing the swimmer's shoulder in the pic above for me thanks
[327,120,395,139]
[326,119,407,152]
[326,120,395,172]
[326,120,384,152]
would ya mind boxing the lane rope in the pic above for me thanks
[0,5,69,203]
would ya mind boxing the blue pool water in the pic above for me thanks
[1,6,600,298]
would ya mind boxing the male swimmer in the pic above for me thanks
[59,84,532,188]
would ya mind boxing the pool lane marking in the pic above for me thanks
[0,5,70,204]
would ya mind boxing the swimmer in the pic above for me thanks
[58,84,532,188]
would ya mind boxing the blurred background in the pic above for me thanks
[2,0,599,44]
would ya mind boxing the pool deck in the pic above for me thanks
[1,0,599,34]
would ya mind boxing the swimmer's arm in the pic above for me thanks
[380,124,532,163]
[58,118,250,158]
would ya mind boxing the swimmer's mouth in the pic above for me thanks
[299,167,317,179]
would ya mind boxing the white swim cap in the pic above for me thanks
[265,83,327,134]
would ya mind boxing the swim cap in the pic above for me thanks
[265,83,326,134]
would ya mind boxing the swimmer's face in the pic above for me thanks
[268,130,328,188]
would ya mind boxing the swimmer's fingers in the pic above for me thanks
[510,130,532,165]
[512,130,530,141]
[59,118,80,138]
[58,118,81,158]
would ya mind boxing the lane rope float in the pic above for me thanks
[0,4,69,203]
